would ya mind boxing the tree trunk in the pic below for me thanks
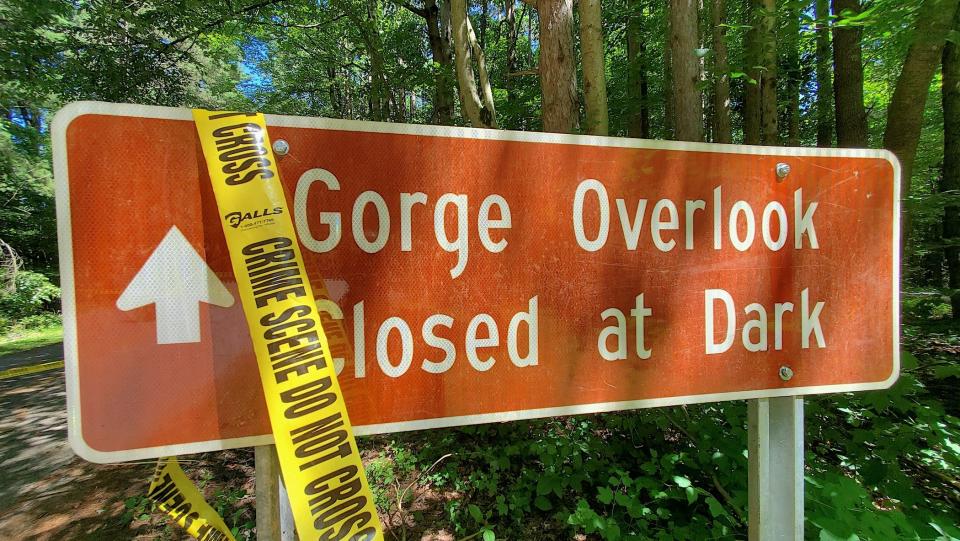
[470,15,498,125]
[884,0,959,204]
[538,0,578,133]
[451,0,498,127]
[395,89,407,121]
[579,0,609,135]
[327,66,341,116]
[700,0,710,142]
[345,71,355,118]
[663,14,675,139]
[831,0,868,147]
[759,0,777,145]
[528,5,534,58]
[670,0,703,141]
[627,0,651,138]
[506,0,518,100]
[815,0,834,147]
[480,0,488,49]
[945,9,960,317]
[367,50,391,121]
[744,0,761,144]
[712,0,732,143]
[785,1,800,146]
[424,0,456,125]
[340,0,391,121]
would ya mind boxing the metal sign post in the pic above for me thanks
[279,475,295,540]
[255,446,295,541]
[748,396,804,540]
[254,446,281,541]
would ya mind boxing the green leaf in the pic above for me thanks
[495,497,508,516]
[819,530,859,541]
[949,29,960,45]
[934,364,960,379]
[468,503,483,523]
[534,496,552,511]
[482,529,496,541]
[705,496,726,518]
[597,486,614,505]
[673,475,692,488]
[859,459,887,485]
[537,474,562,496]
[900,350,919,370]
[603,519,622,540]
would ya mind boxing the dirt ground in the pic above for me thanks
[0,365,459,540]
[0,369,207,539]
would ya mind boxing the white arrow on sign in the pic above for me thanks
[117,226,235,345]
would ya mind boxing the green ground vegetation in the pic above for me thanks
[0,321,62,357]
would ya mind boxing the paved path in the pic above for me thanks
[0,342,63,371]
[0,369,162,539]
[0,346,250,540]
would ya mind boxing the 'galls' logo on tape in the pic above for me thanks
[225,207,284,229]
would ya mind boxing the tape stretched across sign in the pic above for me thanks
[53,102,900,463]
[193,109,383,539]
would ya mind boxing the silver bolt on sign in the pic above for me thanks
[776,162,791,180]
[779,365,794,381]
[272,139,290,156]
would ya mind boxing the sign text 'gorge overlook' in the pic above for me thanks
[54,103,898,461]
[287,170,828,378]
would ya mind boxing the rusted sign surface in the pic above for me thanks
[54,102,899,462]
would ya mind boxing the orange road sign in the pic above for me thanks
[54,102,899,463]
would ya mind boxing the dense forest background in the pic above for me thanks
[2,0,960,539]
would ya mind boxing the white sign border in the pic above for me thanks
[53,101,901,464]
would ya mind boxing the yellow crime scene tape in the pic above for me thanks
[188,109,384,540]
[0,360,64,380]
[147,274,361,540]
[144,276,361,539]
[148,457,237,541]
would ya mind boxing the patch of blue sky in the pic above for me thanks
[238,37,274,100]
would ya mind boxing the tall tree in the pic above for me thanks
[339,0,392,121]
[536,0,578,133]
[663,12,676,139]
[712,0,732,143]
[451,0,498,127]
[480,0,489,48]
[396,0,456,125]
[627,0,651,138]
[884,0,959,202]
[759,0,777,144]
[784,0,801,146]
[831,0,868,147]
[505,0,519,101]
[579,0,609,135]
[944,8,960,318]
[815,0,834,147]
[744,0,762,144]
[670,0,703,141]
